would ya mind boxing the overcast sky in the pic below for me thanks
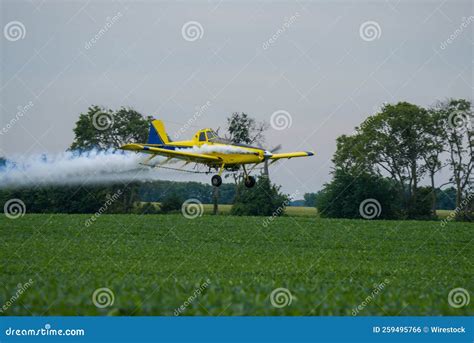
[1,0,472,194]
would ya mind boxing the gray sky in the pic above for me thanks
[1,0,472,194]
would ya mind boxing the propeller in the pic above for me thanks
[261,144,282,178]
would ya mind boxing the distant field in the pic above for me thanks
[1,214,472,316]
[200,204,318,217]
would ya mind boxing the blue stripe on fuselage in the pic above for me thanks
[143,145,187,151]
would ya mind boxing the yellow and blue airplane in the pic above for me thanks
[120,119,314,188]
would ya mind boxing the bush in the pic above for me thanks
[159,194,183,213]
[317,170,401,219]
[136,202,160,215]
[231,176,288,216]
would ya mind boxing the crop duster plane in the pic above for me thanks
[120,120,314,188]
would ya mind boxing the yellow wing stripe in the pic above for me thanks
[120,144,221,163]
[269,151,314,160]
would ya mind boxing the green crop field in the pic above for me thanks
[0,214,472,316]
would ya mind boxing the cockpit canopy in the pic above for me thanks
[196,129,227,143]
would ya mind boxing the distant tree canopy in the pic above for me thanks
[303,192,319,207]
[435,187,457,210]
[0,184,130,214]
[324,99,472,220]
[139,181,236,204]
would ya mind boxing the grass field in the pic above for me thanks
[1,214,472,316]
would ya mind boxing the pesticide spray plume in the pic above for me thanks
[0,149,166,189]
[0,144,253,189]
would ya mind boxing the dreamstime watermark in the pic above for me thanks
[270,287,292,308]
[447,110,472,133]
[174,279,211,316]
[174,101,211,139]
[0,101,34,136]
[440,16,474,50]
[3,21,26,41]
[270,110,292,131]
[85,190,122,227]
[181,21,204,42]
[359,21,381,42]
[440,193,473,227]
[448,287,470,308]
[92,287,115,308]
[5,324,85,337]
[263,190,299,227]
[181,198,204,219]
[359,198,382,219]
[84,12,123,50]
[0,279,34,313]
[262,12,300,50]
[91,111,114,131]
[4,198,26,219]
[352,278,390,316]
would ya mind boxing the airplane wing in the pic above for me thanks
[120,144,222,164]
[269,151,314,160]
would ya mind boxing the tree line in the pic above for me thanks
[1,101,471,219]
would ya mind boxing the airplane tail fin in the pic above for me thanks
[147,119,170,145]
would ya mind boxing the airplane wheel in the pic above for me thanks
[211,175,222,187]
[244,175,256,188]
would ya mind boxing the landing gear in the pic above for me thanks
[242,165,256,188]
[244,175,256,188]
[211,163,225,187]
[211,175,222,187]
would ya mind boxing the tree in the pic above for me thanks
[69,106,152,212]
[226,112,268,181]
[433,99,473,215]
[423,109,447,215]
[333,102,435,217]
[226,112,267,146]
[70,105,151,151]
[227,113,278,179]
[332,133,372,174]
[231,176,288,216]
